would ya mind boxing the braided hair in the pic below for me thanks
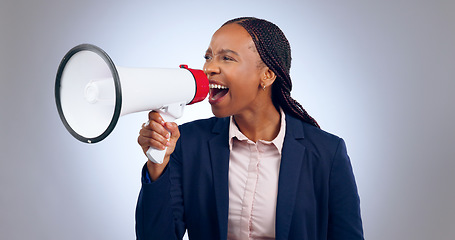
[222,17,320,128]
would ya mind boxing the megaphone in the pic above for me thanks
[55,44,209,163]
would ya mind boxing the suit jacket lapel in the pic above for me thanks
[208,117,230,240]
[275,115,306,239]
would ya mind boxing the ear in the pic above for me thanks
[260,67,277,88]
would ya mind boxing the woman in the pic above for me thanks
[136,17,364,240]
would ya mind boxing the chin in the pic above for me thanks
[210,106,231,119]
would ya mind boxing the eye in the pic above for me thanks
[203,54,212,61]
[222,55,235,61]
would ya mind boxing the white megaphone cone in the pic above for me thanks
[55,44,209,163]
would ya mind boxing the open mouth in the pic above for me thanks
[209,83,229,102]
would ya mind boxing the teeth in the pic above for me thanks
[209,84,228,89]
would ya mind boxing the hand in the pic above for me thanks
[138,111,180,181]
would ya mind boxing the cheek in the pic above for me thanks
[229,74,260,102]
[231,67,260,91]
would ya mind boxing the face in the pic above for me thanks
[204,23,269,118]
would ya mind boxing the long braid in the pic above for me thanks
[223,17,320,128]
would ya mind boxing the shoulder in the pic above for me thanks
[285,114,346,156]
[286,114,341,143]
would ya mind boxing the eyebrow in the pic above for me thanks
[206,48,240,56]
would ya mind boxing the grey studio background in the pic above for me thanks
[1,0,454,239]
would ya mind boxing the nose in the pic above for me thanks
[203,60,220,77]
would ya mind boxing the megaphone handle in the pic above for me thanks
[146,122,171,164]
[146,146,167,164]
[145,106,181,164]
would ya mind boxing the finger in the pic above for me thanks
[138,134,169,151]
[142,115,170,135]
[139,120,171,144]
[148,111,165,126]
[142,120,150,128]
[139,127,169,143]
[165,122,180,140]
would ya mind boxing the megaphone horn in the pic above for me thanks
[55,44,209,163]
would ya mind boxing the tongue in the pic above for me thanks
[210,88,229,101]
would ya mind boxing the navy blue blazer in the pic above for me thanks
[136,114,364,240]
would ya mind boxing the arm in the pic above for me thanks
[327,138,364,240]
[136,164,176,240]
[135,146,187,239]
[135,111,185,239]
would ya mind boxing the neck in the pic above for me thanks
[233,105,281,142]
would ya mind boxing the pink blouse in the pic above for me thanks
[227,110,286,240]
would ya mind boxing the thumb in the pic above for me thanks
[165,122,180,141]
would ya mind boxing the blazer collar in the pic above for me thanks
[209,117,230,240]
[276,114,306,239]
